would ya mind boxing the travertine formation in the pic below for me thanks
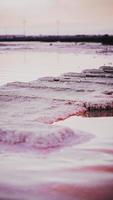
[0,66,113,150]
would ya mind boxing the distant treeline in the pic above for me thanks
[0,34,113,45]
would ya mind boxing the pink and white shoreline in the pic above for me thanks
[0,116,113,200]
[0,66,113,200]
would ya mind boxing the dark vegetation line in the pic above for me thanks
[0,34,113,45]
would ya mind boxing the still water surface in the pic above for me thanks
[0,42,113,85]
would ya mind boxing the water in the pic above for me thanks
[0,42,113,85]
[0,42,113,200]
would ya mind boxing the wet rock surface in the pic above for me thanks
[0,66,113,150]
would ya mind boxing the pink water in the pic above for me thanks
[0,42,113,200]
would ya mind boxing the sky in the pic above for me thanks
[0,0,113,35]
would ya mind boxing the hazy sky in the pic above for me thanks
[0,0,113,35]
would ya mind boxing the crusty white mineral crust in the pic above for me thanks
[0,66,113,150]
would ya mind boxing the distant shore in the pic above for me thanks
[0,34,113,45]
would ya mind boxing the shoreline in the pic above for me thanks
[0,34,113,45]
